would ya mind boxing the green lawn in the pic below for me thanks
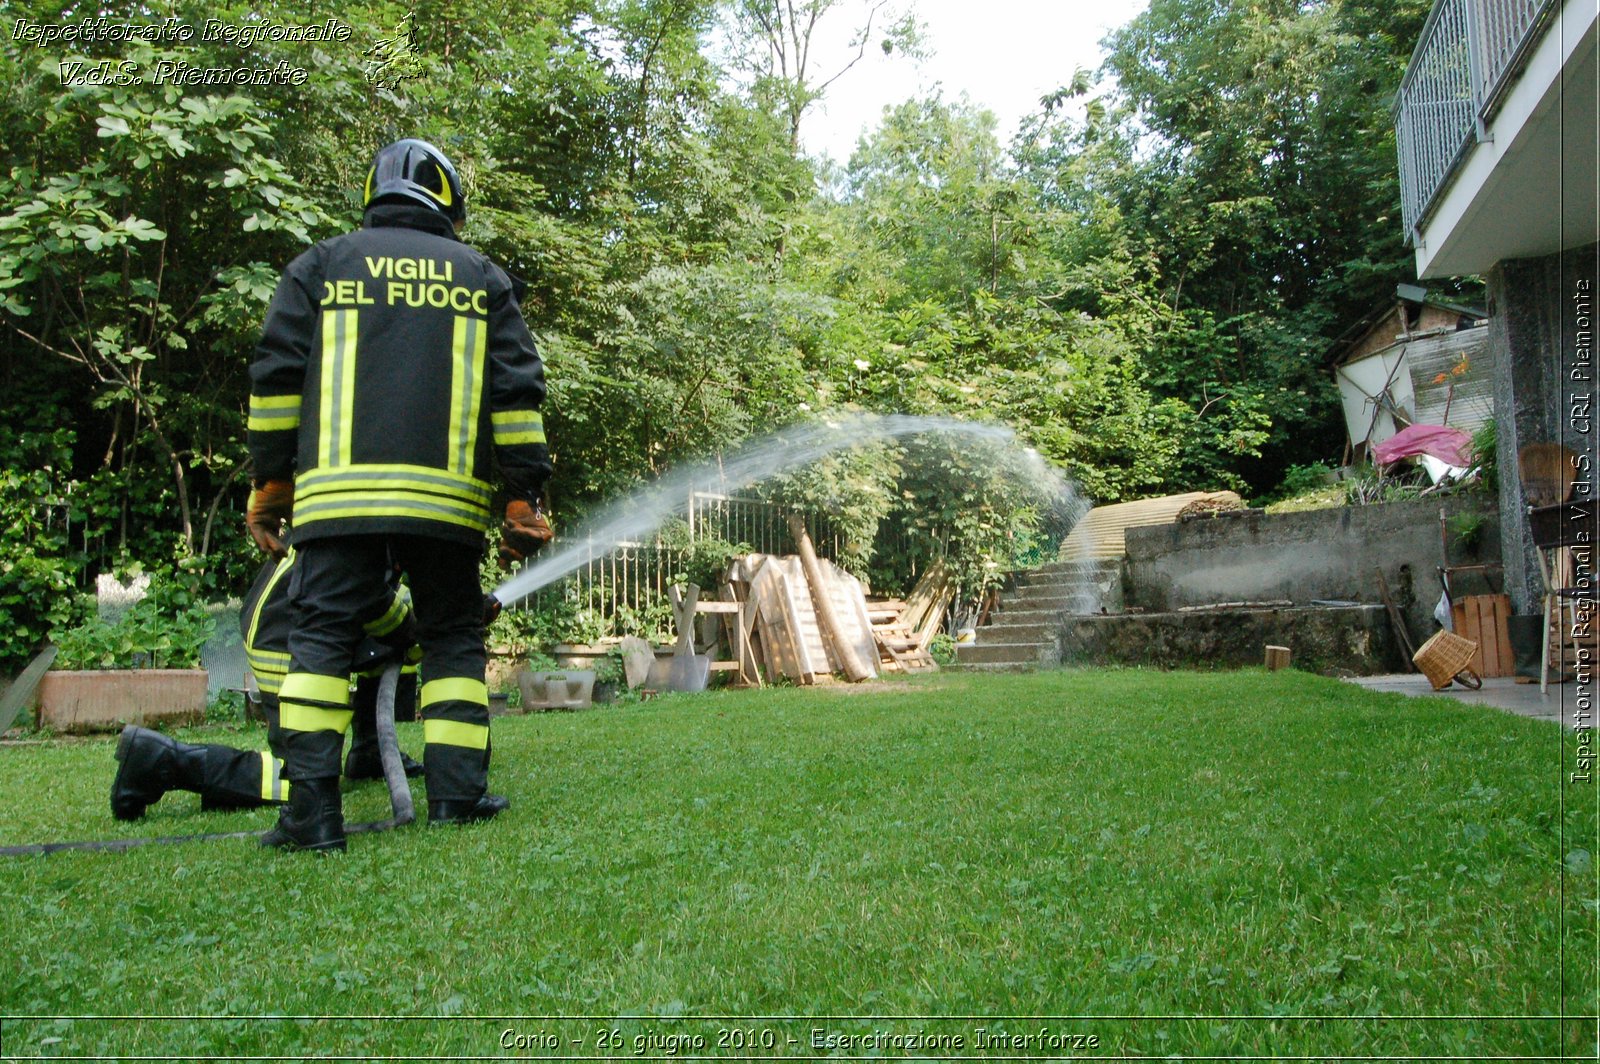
[0,669,1593,1059]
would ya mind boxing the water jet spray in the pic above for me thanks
[492,414,1085,608]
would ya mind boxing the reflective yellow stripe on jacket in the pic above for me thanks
[491,409,546,446]
[317,309,358,468]
[450,315,487,476]
[248,393,301,433]
[291,464,494,532]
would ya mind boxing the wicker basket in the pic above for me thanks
[1412,630,1482,691]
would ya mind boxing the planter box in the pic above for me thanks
[34,669,208,733]
[517,669,595,711]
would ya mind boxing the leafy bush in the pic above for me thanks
[1270,462,1336,502]
[0,426,88,673]
[1340,464,1431,506]
[51,592,215,670]
[654,521,749,592]
[1470,420,1498,494]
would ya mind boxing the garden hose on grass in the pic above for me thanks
[0,664,415,857]
[367,661,415,829]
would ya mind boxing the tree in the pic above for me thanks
[719,0,923,156]
[1083,0,1436,490]
[0,40,339,562]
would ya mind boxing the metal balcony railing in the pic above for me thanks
[1395,0,1557,243]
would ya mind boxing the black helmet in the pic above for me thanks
[363,139,464,222]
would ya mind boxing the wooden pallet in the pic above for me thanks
[866,562,952,673]
[1450,593,1512,678]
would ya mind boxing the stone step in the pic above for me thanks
[1022,559,1121,579]
[976,621,1052,644]
[1012,578,1106,596]
[1003,591,1089,612]
[989,607,1088,626]
[944,660,1046,673]
[1012,578,1111,597]
[1014,564,1120,588]
[954,641,1060,667]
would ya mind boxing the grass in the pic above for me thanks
[0,668,1593,1058]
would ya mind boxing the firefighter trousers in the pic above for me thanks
[191,675,414,810]
[280,535,490,801]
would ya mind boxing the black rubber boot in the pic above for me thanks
[428,794,509,826]
[260,776,346,852]
[110,726,206,821]
[1508,614,1544,684]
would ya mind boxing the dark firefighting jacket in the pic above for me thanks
[240,548,416,696]
[248,204,550,547]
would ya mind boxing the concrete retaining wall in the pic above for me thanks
[1122,496,1504,656]
[1058,605,1397,674]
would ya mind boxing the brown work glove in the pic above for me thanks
[498,499,553,569]
[246,479,294,560]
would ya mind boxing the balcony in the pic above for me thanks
[1395,0,1597,278]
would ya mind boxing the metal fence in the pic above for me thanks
[521,491,873,635]
[1396,0,1554,241]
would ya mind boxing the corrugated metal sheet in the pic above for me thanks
[1058,492,1244,561]
[1408,326,1492,430]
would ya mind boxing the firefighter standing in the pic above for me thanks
[246,139,552,852]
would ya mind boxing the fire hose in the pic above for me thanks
[0,664,414,857]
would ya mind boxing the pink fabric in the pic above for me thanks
[1371,424,1474,468]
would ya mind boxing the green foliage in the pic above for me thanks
[1471,419,1499,494]
[0,424,89,673]
[1259,461,1337,506]
[1447,511,1487,554]
[1341,464,1431,507]
[51,590,215,671]
[1088,0,1433,491]
[926,632,957,666]
[0,0,1433,634]
[654,522,749,592]
[207,688,246,724]
[593,650,626,687]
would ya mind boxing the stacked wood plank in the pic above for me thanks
[867,561,953,673]
[718,553,879,685]
[666,550,951,685]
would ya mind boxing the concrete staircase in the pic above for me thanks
[953,559,1123,671]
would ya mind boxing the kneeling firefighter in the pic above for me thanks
[109,548,424,821]
[245,138,553,852]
